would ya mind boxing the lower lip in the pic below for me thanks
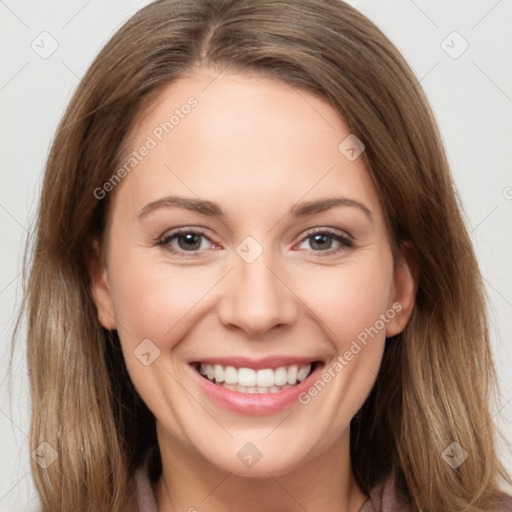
[190,363,324,416]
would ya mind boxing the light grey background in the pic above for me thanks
[1,1,511,510]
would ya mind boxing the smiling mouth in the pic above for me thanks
[193,362,319,394]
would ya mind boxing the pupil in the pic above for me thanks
[311,234,331,251]
[179,233,201,250]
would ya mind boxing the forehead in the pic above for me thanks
[110,69,383,224]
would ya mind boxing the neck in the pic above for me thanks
[153,424,368,512]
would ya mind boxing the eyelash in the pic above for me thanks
[157,227,354,257]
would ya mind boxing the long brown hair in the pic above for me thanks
[19,0,510,510]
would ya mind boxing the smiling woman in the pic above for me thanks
[19,1,512,512]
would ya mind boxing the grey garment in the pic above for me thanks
[134,466,158,512]
[358,469,410,512]
[357,470,512,512]
[134,464,512,512]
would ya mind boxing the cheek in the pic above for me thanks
[109,254,214,346]
[294,259,394,430]
[299,254,394,347]
[107,254,214,425]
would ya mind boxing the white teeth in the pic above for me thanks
[214,364,224,383]
[297,364,311,382]
[221,383,293,394]
[287,365,298,385]
[198,362,314,393]
[206,365,215,381]
[224,366,238,384]
[274,366,288,386]
[238,368,256,387]
[256,369,274,387]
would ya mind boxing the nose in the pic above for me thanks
[217,249,298,338]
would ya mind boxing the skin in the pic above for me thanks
[90,68,416,512]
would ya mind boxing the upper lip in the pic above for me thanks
[190,356,321,370]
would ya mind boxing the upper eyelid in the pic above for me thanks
[301,226,353,240]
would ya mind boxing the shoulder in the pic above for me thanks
[359,471,512,512]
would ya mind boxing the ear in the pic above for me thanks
[88,238,117,330]
[386,242,417,337]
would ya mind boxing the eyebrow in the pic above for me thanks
[137,195,373,221]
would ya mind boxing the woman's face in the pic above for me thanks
[91,69,415,477]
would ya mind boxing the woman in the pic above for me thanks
[22,0,512,510]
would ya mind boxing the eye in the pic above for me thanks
[157,227,354,257]
[297,228,354,254]
[158,228,216,256]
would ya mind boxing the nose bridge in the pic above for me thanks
[218,240,297,336]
